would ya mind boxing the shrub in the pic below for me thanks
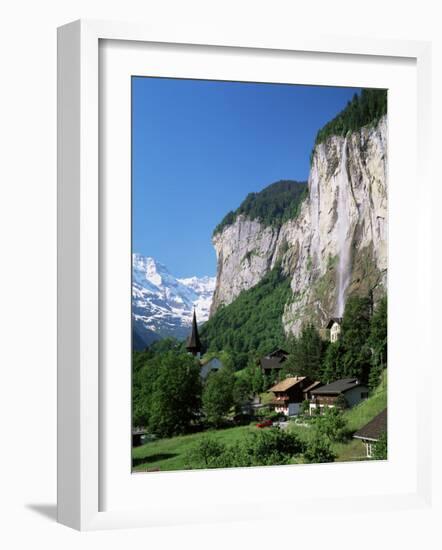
[186,437,227,469]
[303,435,336,464]
[372,431,387,460]
[314,407,349,443]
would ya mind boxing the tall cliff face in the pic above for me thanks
[210,116,387,336]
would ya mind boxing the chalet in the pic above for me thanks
[309,377,369,414]
[200,356,223,380]
[268,376,313,416]
[327,317,342,343]
[260,348,289,378]
[353,408,387,458]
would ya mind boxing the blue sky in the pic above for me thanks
[132,77,360,278]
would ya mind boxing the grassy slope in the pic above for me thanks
[132,425,256,472]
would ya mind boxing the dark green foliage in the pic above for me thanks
[368,296,387,390]
[202,367,235,427]
[313,408,348,443]
[187,428,304,469]
[321,340,346,383]
[314,89,387,148]
[186,437,227,469]
[233,376,252,407]
[283,324,327,380]
[372,431,387,460]
[340,295,373,382]
[200,267,292,364]
[137,352,202,438]
[303,435,336,464]
[300,399,310,416]
[213,180,307,235]
[320,293,387,387]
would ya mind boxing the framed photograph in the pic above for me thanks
[57,20,432,530]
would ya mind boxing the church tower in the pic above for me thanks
[186,309,202,358]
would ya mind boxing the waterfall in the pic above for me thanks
[336,138,352,317]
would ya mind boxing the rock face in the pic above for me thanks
[210,117,387,336]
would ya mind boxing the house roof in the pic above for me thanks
[303,381,322,393]
[260,357,285,370]
[311,378,364,395]
[354,409,387,442]
[269,376,306,393]
[268,348,289,358]
[326,317,343,329]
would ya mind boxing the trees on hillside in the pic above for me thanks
[202,367,235,427]
[132,351,202,437]
[283,324,327,380]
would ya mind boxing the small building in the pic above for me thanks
[260,348,289,378]
[309,377,369,414]
[186,309,202,358]
[200,356,223,380]
[327,317,343,343]
[302,381,323,401]
[268,376,313,416]
[353,408,387,458]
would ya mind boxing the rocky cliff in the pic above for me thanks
[210,116,387,337]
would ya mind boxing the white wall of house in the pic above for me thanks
[288,403,300,416]
[345,386,369,407]
[200,357,223,380]
[330,322,341,342]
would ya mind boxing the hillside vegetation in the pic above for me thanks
[200,266,291,368]
[213,180,307,236]
[314,88,387,148]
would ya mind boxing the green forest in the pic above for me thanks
[213,180,307,236]
[314,88,387,147]
[199,266,291,368]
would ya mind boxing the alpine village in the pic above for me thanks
[132,90,388,472]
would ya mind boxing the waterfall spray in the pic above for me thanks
[336,138,352,317]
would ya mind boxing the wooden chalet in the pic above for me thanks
[268,376,313,416]
[260,348,289,377]
[309,377,369,414]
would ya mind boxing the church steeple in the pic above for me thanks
[186,308,202,357]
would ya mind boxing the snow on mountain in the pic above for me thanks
[132,253,216,349]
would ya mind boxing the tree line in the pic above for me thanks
[314,88,387,149]
[213,180,307,236]
[281,294,387,390]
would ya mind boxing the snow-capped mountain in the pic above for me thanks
[132,253,216,349]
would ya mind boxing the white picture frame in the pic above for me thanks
[57,19,433,531]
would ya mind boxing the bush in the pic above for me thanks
[314,407,349,443]
[372,431,387,460]
[303,435,335,464]
[186,437,227,469]
[187,428,304,469]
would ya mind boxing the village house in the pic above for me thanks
[268,376,313,416]
[327,317,343,342]
[353,408,387,458]
[200,356,223,380]
[260,348,289,378]
[309,377,369,414]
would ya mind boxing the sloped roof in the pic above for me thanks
[354,409,387,442]
[303,381,322,393]
[311,378,364,395]
[186,309,201,351]
[326,317,343,329]
[269,376,306,393]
